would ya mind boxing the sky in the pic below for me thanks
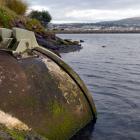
[25,0,140,23]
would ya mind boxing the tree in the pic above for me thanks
[29,10,52,27]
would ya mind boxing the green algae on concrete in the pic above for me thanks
[35,47,97,118]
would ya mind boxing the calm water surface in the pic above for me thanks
[58,34,140,140]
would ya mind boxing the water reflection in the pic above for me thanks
[71,121,95,140]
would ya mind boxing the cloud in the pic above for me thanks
[29,5,50,11]
[25,0,140,23]
[65,9,140,22]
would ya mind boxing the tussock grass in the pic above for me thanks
[0,0,5,6]
[0,6,17,27]
[5,0,27,15]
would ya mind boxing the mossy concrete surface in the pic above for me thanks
[0,49,96,140]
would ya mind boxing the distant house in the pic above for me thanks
[47,23,53,30]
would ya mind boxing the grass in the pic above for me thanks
[25,18,45,33]
[5,0,27,15]
[0,5,45,34]
[0,6,17,28]
[0,0,5,6]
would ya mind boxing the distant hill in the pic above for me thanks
[96,17,140,27]
[53,17,140,27]
[52,17,140,33]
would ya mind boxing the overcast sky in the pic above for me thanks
[25,0,140,23]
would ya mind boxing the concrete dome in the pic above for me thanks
[0,28,97,140]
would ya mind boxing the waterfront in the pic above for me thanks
[58,34,140,140]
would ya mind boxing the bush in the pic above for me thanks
[28,10,52,27]
[0,10,10,27]
[5,0,27,15]
[0,7,17,27]
[24,18,45,33]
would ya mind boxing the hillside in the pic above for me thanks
[0,4,81,53]
[96,17,140,27]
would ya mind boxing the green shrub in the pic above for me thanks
[0,7,17,27]
[5,0,27,15]
[0,11,9,27]
[25,18,45,33]
[28,10,52,27]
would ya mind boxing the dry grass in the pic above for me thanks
[0,0,47,34]
[0,110,30,130]
[0,0,5,6]
[5,0,27,15]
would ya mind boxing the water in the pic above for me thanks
[58,34,140,140]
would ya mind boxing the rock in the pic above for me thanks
[73,41,80,45]
[80,40,84,43]
[36,34,82,53]
[101,45,107,48]
[57,45,83,53]
[36,36,59,50]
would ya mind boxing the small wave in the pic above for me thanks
[94,91,138,109]
[84,74,104,79]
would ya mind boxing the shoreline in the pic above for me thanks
[36,34,82,54]
[54,30,140,34]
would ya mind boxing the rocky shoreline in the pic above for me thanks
[14,21,83,54]
[0,6,82,54]
[13,19,83,54]
[35,33,82,54]
[54,30,140,34]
